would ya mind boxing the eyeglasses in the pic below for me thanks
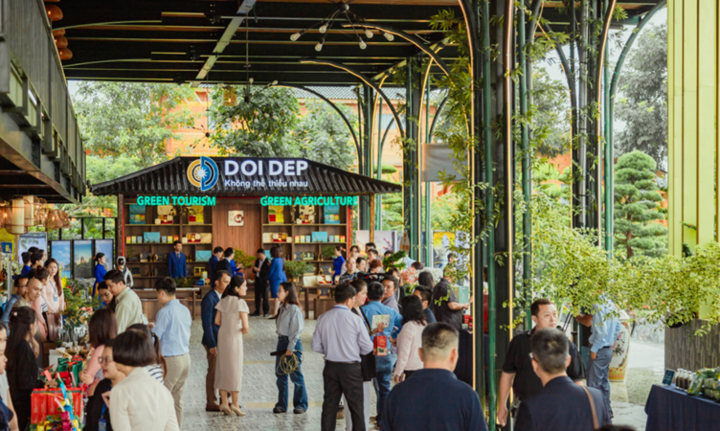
[98,357,113,364]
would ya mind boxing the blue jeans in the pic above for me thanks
[275,336,308,411]
[373,351,396,421]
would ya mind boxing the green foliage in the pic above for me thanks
[530,68,571,157]
[381,193,403,232]
[74,82,196,168]
[235,250,257,270]
[382,251,408,272]
[208,87,357,170]
[613,151,667,259]
[175,277,197,288]
[284,260,314,278]
[375,164,398,175]
[615,23,667,164]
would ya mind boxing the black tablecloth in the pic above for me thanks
[645,384,720,431]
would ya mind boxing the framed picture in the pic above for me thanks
[49,240,72,279]
[73,240,94,279]
[17,232,48,265]
[195,250,212,262]
[228,210,244,226]
[95,239,114,272]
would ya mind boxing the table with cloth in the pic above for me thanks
[645,384,720,431]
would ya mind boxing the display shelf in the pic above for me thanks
[125,242,213,245]
[126,261,211,265]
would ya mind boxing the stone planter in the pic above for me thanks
[609,310,632,381]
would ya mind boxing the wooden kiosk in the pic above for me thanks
[90,156,401,318]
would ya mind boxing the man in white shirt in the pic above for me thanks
[105,269,144,333]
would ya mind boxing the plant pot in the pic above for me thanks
[609,310,632,382]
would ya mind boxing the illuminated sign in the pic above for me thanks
[137,196,216,206]
[260,196,359,206]
[187,157,311,191]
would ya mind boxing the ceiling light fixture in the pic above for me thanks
[288,1,388,51]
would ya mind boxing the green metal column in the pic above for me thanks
[360,85,374,230]
[403,58,421,260]
[481,0,496,428]
[519,0,531,327]
[424,76,432,265]
[376,97,383,230]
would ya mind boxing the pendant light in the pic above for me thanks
[23,196,34,227]
[8,198,26,235]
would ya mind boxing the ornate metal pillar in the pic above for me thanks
[403,59,421,260]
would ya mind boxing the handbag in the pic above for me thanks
[582,386,600,430]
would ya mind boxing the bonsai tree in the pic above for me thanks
[613,150,667,259]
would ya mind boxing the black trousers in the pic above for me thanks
[254,278,269,315]
[322,361,365,431]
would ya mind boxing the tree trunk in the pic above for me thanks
[626,230,634,259]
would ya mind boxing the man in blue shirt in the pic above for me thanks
[208,246,224,287]
[381,322,487,431]
[151,277,192,428]
[576,297,621,421]
[167,240,187,278]
[312,283,374,431]
[361,282,403,426]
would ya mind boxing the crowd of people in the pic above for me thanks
[0,242,633,431]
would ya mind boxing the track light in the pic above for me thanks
[383,32,394,42]
[358,37,367,50]
[316,37,325,52]
[319,24,328,34]
[290,31,304,41]
[365,29,374,39]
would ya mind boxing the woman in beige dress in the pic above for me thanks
[215,274,250,416]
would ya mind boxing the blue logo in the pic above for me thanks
[187,157,219,191]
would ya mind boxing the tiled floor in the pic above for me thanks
[182,316,342,431]
[180,317,658,430]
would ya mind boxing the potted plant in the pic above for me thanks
[284,260,314,283]
[234,249,258,271]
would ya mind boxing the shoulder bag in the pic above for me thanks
[582,386,600,430]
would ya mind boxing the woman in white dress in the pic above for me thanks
[215,275,250,416]
[43,259,65,341]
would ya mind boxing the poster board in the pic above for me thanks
[95,239,114,272]
[49,241,72,279]
[73,240,94,279]
[356,230,397,255]
[17,232,47,265]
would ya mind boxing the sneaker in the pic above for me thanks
[249,312,260,317]
[273,407,286,414]
[265,314,273,318]
[293,408,306,414]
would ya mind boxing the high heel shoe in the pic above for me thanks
[230,405,246,416]
[220,404,233,416]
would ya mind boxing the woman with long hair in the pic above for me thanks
[108,330,178,430]
[272,282,307,414]
[84,338,126,431]
[79,308,118,396]
[267,246,287,317]
[418,271,434,290]
[7,307,56,430]
[43,258,66,341]
[215,275,250,416]
[127,324,166,383]
[393,295,427,382]
[92,252,107,297]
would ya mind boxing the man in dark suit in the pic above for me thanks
[515,328,611,431]
[250,248,271,317]
[201,270,231,411]
[208,246,224,287]
[168,240,187,278]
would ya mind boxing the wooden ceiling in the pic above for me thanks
[57,0,663,86]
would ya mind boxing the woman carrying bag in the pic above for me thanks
[272,282,308,414]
